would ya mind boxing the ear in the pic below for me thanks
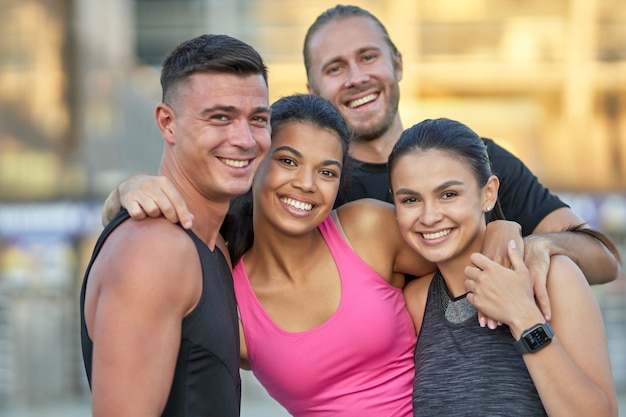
[394,51,403,82]
[483,175,499,212]
[306,82,318,96]
[155,102,176,145]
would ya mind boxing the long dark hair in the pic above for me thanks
[220,94,351,264]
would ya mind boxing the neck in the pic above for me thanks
[188,200,230,250]
[159,166,230,250]
[244,220,325,283]
[436,233,486,298]
[348,116,404,163]
[436,263,470,298]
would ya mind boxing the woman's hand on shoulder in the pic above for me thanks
[465,240,542,333]
[115,174,194,228]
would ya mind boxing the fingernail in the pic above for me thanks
[479,317,486,327]
[509,240,516,249]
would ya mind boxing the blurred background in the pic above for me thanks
[0,0,625,415]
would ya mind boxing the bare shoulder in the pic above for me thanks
[106,218,196,273]
[91,218,200,310]
[546,254,589,294]
[337,198,397,239]
[337,198,394,222]
[546,254,600,332]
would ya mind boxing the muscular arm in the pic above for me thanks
[529,207,620,285]
[85,220,199,416]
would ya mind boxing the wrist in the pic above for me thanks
[509,309,546,340]
[524,233,556,258]
[514,322,554,354]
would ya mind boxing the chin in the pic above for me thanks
[419,248,451,264]
[223,182,252,197]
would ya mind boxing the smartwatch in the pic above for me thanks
[514,322,554,354]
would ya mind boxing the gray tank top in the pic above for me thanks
[412,271,547,416]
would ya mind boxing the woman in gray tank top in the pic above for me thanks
[389,118,618,417]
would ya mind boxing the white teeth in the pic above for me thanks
[220,158,249,168]
[348,93,377,108]
[422,229,451,240]
[281,197,312,211]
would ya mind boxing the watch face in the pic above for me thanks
[525,326,552,350]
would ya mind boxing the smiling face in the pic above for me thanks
[252,121,344,236]
[305,16,402,142]
[391,149,497,268]
[158,72,271,202]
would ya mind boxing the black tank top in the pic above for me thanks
[412,272,546,416]
[80,209,241,416]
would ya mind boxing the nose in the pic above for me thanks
[229,121,257,149]
[292,168,316,192]
[420,201,442,226]
[345,62,369,88]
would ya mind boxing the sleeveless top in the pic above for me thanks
[412,272,547,417]
[80,209,241,416]
[233,215,416,417]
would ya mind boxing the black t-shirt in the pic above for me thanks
[335,138,567,236]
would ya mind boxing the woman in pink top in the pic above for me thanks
[221,94,431,416]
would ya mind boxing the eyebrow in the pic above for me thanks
[394,180,464,196]
[274,145,302,157]
[274,145,343,169]
[200,105,270,116]
[321,46,382,71]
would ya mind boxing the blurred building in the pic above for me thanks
[2,0,626,200]
[0,0,625,410]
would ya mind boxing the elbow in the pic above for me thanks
[572,227,622,284]
[587,263,619,285]
[594,253,620,285]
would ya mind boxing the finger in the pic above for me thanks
[121,190,166,219]
[133,193,167,218]
[507,240,526,272]
[125,201,148,220]
[468,252,492,272]
[173,206,194,230]
[534,282,552,321]
[464,264,482,281]
[152,191,181,224]
[159,198,193,229]
[162,185,193,229]
[464,274,476,293]
[129,186,176,220]
[476,310,488,328]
